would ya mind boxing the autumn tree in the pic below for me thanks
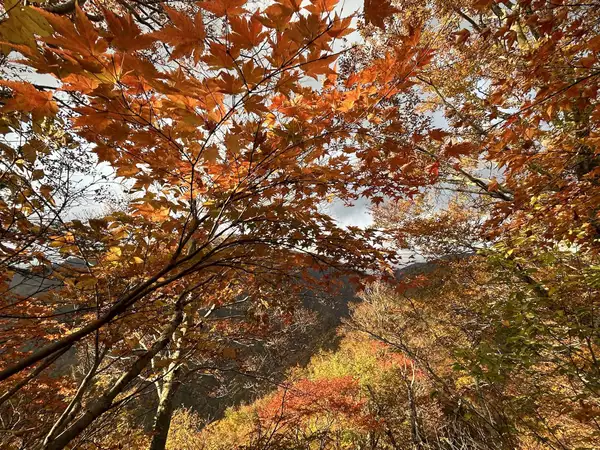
[0,0,438,447]
[198,333,415,450]
[348,0,600,257]
[4,0,599,447]
[336,0,600,447]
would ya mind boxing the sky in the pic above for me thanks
[325,0,375,229]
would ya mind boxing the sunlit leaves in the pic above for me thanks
[38,5,107,57]
[151,7,205,63]
[0,0,52,52]
[198,0,246,17]
[0,1,414,445]
[228,14,266,49]
[0,81,58,120]
[104,9,153,51]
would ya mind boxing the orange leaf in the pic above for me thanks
[305,0,338,14]
[38,5,107,57]
[198,0,246,17]
[302,54,336,79]
[258,3,295,30]
[588,36,600,52]
[61,73,100,93]
[445,142,478,158]
[74,3,100,51]
[580,55,596,69]
[455,28,470,45]
[203,42,239,69]
[0,81,58,119]
[151,7,205,63]
[229,13,267,49]
[244,95,269,115]
[327,14,354,38]
[217,72,245,94]
[104,10,154,51]
[428,129,450,141]
[203,144,220,164]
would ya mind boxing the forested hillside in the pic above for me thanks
[1,0,599,448]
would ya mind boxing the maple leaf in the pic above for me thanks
[198,0,246,17]
[151,7,206,63]
[132,202,170,220]
[0,81,58,119]
[95,144,119,164]
[38,4,107,57]
[258,3,296,30]
[203,144,220,164]
[217,72,245,94]
[0,0,52,53]
[241,60,265,87]
[229,14,267,49]
[429,129,450,141]
[327,14,354,38]
[244,95,269,115]
[302,54,336,79]
[104,9,154,51]
[364,0,399,30]
[61,73,100,93]
[305,0,339,15]
[445,142,478,158]
[203,42,240,69]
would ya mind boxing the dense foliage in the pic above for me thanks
[1,0,599,448]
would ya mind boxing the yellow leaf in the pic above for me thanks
[0,0,52,53]
[75,275,97,289]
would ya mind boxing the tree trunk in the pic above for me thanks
[404,365,425,449]
[42,349,103,447]
[148,366,181,450]
[43,301,184,450]
[148,310,189,450]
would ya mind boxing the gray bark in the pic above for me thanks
[148,366,181,450]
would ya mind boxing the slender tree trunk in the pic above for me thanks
[403,364,425,449]
[43,301,184,450]
[42,349,103,447]
[148,366,181,450]
[148,313,189,450]
[406,378,421,447]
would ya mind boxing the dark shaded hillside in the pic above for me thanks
[7,260,435,429]
[172,262,440,426]
[171,272,362,424]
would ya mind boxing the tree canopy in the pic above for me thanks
[1,0,600,448]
